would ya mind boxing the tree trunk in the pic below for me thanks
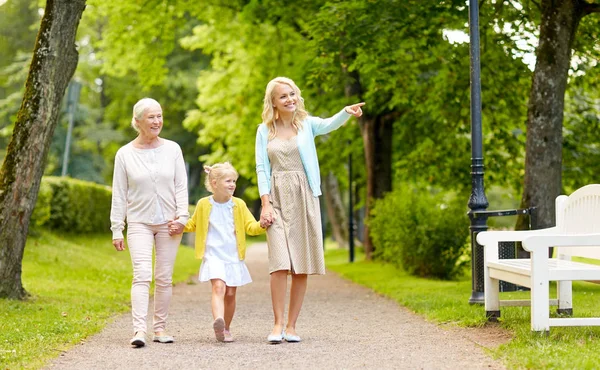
[516,0,587,233]
[323,172,348,248]
[359,114,393,260]
[0,0,86,299]
[341,65,394,259]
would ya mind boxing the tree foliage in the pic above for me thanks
[0,0,598,278]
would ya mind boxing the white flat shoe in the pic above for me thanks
[153,335,174,343]
[267,331,284,344]
[130,332,146,348]
[283,330,301,343]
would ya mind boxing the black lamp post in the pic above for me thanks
[467,0,489,305]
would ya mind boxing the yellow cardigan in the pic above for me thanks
[184,196,265,260]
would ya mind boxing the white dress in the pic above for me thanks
[198,197,252,286]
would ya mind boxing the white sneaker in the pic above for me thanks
[130,332,146,347]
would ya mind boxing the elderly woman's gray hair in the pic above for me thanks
[131,98,161,132]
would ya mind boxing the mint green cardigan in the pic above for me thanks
[255,109,351,198]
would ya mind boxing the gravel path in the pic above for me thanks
[47,242,505,370]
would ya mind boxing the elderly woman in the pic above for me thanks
[110,98,189,347]
[256,77,364,343]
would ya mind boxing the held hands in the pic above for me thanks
[167,219,184,236]
[344,102,365,117]
[113,238,125,251]
[260,203,274,229]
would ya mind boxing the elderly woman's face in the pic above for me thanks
[137,105,163,138]
[272,84,297,114]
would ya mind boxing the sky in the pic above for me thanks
[443,29,537,72]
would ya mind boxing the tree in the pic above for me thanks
[516,0,600,231]
[0,0,87,299]
[0,0,39,161]
[84,0,209,196]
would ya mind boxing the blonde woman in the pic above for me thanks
[110,98,189,347]
[255,77,364,343]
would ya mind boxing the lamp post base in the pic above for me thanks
[469,291,484,305]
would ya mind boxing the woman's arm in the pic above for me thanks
[255,126,273,227]
[173,145,189,226]
[260,194,273,227]
[312,102,365,136]
[110,151,127,240]
[255,126,269,197]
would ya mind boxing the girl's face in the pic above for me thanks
[213,174,237,199]
[272,84,297,114]
[136,105,163,139]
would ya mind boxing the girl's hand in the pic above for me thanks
[344,102,365,117]
[113,238,125,251]
[168,219,184,236]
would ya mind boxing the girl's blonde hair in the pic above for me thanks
[204,162,239,193]
[261,77,308,140]
[131,98,161,133]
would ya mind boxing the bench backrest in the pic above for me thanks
[556,184,600,259]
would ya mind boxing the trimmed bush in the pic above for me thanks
[369,184,469,280]
[33,176,112,233]
[30,180,52,229]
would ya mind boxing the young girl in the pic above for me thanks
[173,162,265,342]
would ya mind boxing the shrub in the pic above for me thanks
[33,176,112,233]
[369,184,469,280]
[29,180,52,229]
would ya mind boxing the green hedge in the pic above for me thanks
[30,176,112,233]
[30,180,52,228]
[369,184,470,280]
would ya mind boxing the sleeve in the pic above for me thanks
[110,150,127,240]
[183,201,199,233]
[255,126,269,197]
[242,202,266,236]
[174,144,189,225]
[311,109,352,137]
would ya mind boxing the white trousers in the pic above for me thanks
[126,222,182,334]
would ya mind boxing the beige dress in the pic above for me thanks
[266,136,325,275]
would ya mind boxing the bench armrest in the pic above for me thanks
[476,227,557,247]
[522,233,600,253]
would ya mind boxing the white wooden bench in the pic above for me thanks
[476,184,600,332]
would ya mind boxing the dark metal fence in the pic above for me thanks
[471,207,536,292]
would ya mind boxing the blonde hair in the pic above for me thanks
[131,98,161,132]
[261,77,308,140]
[204,162,239,193]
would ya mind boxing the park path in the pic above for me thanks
[47,243,505,370]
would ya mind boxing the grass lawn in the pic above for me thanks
[0,230,199,369]
[325,245,600,370]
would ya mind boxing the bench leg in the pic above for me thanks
[557,280,573,316]
[486,310,501,321]
[484,270,500,322]
[530,258,550,332]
